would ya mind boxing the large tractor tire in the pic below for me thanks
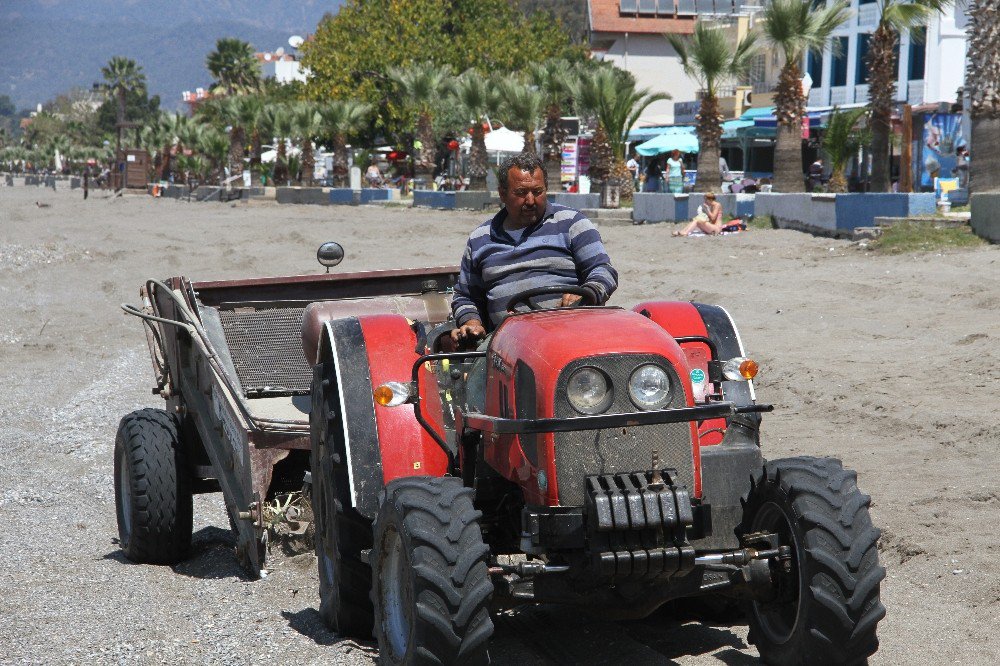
[114,408,193,564]
[371,476,494,666]
[310,362,374,637]
[739,456,885,665]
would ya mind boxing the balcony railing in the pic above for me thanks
[855,83,870,103]
[907,80,925,105]
[858,4,878,29]
[830,86,850,105]
[808,89,827,107]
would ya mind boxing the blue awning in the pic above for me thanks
[753,110,826,128]
[627,125,696,141]
[722,119,755,139]
[738,106,776,120]
[635,129,699,156]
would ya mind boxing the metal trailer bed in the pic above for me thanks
[124,265,459,575]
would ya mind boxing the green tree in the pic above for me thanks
[300,0,575,135]
[760,0,851,192]
[866,0,952,192]
[529,59,577,191]
[264,104,295,185]
[389,63,454,179]
[822,107,870,192]
[452,70,502,191]
[497,79,546,156]
[206,38,261,96]
[966,0,1000,194]
[668,22,758,193]
[100,56,148,154]
[292,102,323,186]
[575,66,669,187]
[318,99,372,187]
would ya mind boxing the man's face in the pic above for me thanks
[500,168,546,228]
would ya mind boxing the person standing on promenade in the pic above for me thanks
[83,167,89,200]
[666,149,684,194]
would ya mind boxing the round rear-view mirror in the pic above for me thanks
[317,242,345,271]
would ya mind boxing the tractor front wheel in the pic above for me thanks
[739,456,885,665]
[114,408,192,564]
[371,476,494,665]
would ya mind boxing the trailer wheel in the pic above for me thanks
[371,476,494,666]
[114,408,193,564]
[739,456,885,666]
[311,362,374,637]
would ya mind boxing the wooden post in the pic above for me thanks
[899,103,913,193]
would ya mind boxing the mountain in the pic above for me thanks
[0,0,342,111]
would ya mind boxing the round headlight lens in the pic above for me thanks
[628,364,672,410]
[567,367,612,414]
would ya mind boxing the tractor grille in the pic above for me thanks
[217,306,312,394]
[553,354,694,506]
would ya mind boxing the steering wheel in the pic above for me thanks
[505,285,594,313]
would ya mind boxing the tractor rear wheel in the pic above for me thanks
[371,476,494,665]
[311,361,374,637]
[739,456,885,665]
[114,408,193,564]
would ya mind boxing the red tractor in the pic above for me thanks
[303,280,886,664]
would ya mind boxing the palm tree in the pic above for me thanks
[292,102,323,186]
[197,128,230,184]
[497,79,546,156]
[264,104,294,185]
[822,107,870,192]
[452,71,502,191]
[101,56,146,156]
[760,0,852,192]
[206,38,261,96]
[319,99,371,187]
[668,22,759,193]
[529,59,576,191]
[965,0,1000,194]
[867,0,953,192]
[388,63,453,181]
[575,66,670,192]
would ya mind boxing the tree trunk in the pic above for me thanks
[415,112,436,181]
[970,116,1000,193]
[228,126,245,180]
[302,139,314,186]
[333,135,350,188]
[250,129,261,186]
[772,63,807,193]
[542,105,566,193]
[827,167,848,193]
[274,143,288,185]
[695,93,722,193]
[867,24,898,193]
[468,123,488,191]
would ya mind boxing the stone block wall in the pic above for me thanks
[971,193,1000,243]
[755,193,936,237]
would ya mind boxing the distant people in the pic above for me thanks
[626,152,639,188]
[83,167,90,200]
[672,192,724,237]
[643,157,662,193]
[666,149,684,194]
[719,155,731,182]
[808,158,824,191]
[365,161,383,188]
[953,146,969,189]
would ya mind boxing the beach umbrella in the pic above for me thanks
[635,131,699,156]
[484,127,524,153]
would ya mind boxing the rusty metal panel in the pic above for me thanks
[218,306,312,394]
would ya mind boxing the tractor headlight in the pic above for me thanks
[566,367,613,415]
[628,364,672,410]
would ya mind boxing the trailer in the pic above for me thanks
[116,244,457,575]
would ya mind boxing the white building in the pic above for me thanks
[805,2,967,107]
[256,50,309,84]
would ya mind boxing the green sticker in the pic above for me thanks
[690,368,706,384]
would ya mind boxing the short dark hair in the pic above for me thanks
[497,153,547,192]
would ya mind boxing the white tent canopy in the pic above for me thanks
[484,127,524,153]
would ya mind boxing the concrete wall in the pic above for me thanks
[328,188,401,204]
[971,193,1000,243]
[632,193,755,223]
[549,193,600,210]
[276,187,330,205]
[755,193,937,237]
[414,190,499,210]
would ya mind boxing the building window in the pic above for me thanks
[807,51,824,87]
[831,36,849,86]
[859,0,876,4]
[909,27,926,80]
[856,33,870,84]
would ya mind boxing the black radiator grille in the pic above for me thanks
[217,306,312,394]
[553,354,694,506]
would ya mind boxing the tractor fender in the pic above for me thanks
[316,315,449,520]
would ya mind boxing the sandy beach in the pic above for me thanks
[1,184,998,664]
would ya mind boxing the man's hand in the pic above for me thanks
[451,319,486,346]
[560,293,583,307]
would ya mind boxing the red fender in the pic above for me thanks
[355,314,450,483]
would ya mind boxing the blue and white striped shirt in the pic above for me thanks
[452,202,618,330]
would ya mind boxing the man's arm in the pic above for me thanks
[451,240,489,342]
[567,215,618,304]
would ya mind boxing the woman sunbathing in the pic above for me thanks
[673,192,724,236]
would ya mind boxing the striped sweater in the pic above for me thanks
[451,202,618,330]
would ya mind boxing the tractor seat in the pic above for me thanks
[301,294,452,365]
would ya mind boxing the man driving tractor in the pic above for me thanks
[450,153,619,344]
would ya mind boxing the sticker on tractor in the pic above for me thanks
[690,368,706,384]
[213,385,244,468]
